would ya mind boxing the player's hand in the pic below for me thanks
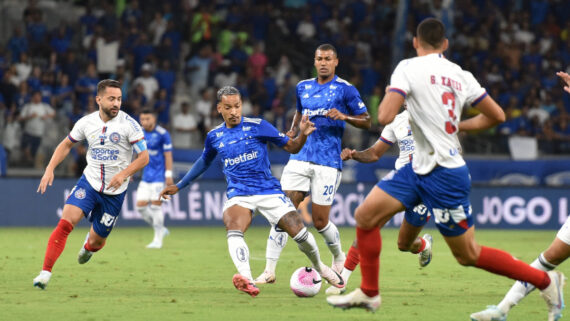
[159,185,179,200]
[557,71,570,93]
[165,177,174,186]
[37,171,55,194]
[107,173,128,192]
[298,115,316,136]
[286,128,297,138]
[340,148,356,161]
[326,108,347,121]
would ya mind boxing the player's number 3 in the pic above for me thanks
[442,92,458,134]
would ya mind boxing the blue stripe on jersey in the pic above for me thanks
[389,88,407,98]
[142,126,172,183]
[203,117,289,199]
[290,75,366,170]
[67,134,78,143]
[379,136,394,145]
[471,92,488,106]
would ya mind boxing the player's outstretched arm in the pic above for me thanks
[107,150,149,192]
[283,115,316,154]
[326,109,371,129]
[378,91,405,125]
[159,184,179,201]
[458,96,506,132]
[160,156,212,200]
[557,71,570,93]
[164,150,174,185]
[341,140,391,163]
[37,137,75,194]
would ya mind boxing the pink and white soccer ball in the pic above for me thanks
[290,267,322,297]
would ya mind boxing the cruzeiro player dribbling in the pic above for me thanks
[33,79,149,289]
[159,86,345,297]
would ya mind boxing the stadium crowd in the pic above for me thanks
[0,0,569,173]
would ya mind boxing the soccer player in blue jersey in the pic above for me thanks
[33,80,149,289]
[256,43,371,284]
[136,109,173,249]
[159,86,345,297]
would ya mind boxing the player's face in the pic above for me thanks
[96,87,122,119]
[217,94,242,128]
[139,113,156,132]
[314,49,338,80]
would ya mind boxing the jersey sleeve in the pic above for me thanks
[463,70,488,107]
[162,131,173,152]
[389,60,411,98]
[126,114,145,144]
[295,83,303,113]
[343,85,367,115]
[259,120,289,147]
[202,132,218,163]
[379,122,396,145]
[68,117,85,143]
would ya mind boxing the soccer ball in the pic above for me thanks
[290,267,322,297]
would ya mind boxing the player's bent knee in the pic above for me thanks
[277,211,304,236]
[452,252,478,266]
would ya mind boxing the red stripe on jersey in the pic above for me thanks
[130,138,144,144]
[99,164,105,192]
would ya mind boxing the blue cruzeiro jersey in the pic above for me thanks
[142,125,172,183]
[291,75,367,170]
[202,117,289,199]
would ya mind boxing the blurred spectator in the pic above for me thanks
[75,63,99,109]
[185,45,212,98]
[95,33,120,79]
[133,63,159,102]
[153,89,170,127]
[18,91,55,165]
[2,111,21,164]
[195,88,214,126]
[7,26,28,63]
[172,102,200,149]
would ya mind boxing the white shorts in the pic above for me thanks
[136,181,165,202]
[280,160,341,206]
[556,216,570,245]
[222,193,297,226]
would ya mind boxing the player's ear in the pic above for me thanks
[442,38,449,52]
[413,37,419,50]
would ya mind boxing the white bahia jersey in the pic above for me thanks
[68,110,146,195]
[389,53,487,174]
[379,110,414,170]
[202,117,289,199]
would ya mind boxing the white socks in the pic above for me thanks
[227,230,253,281]
[264,226,289,274]
[149,204,164,242]
[497,253,557,313]
[137,206,152,225]
[318,221,343,260]
[293,227,323,273]
[341,268,353,284]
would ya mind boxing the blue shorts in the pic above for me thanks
[404,204,431,227]
[66,175,126,238]
[377,164,473,236]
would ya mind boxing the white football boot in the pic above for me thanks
[33,270,52,290]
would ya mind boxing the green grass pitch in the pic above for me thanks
[1,227,566,321]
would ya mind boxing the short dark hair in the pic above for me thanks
[316,43,337,57]
[140,108,156,116]
[97,79,121,96]
[216,86,241,102]
[416,18,446,49]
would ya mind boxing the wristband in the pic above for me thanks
[165,170,173,178]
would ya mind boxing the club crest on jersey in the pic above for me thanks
[74,188,86,199]
[109,132,121,144]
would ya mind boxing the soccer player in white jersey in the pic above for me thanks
[325,109,433,296]
[327,18,565,317]
[470,71,570,321]
[159,86,345,297]
[136,108,173,249]
[33,79,149,289]
[255,43,371,285]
